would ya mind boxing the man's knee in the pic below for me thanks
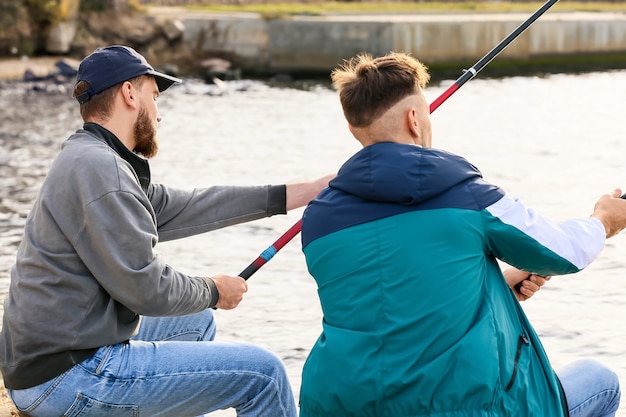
[559,358,621,417]
[569,358,619,389]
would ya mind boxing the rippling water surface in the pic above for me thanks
[2,71,626,415]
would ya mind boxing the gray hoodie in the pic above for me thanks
[0,123,286,389]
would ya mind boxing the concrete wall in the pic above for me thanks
[155,9,626,74]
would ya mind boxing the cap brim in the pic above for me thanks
[150,70,182,93]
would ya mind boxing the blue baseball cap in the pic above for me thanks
[74,45,182,104]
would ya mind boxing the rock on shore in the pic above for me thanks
[0,57,69,81]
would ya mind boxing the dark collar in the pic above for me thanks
[82,122,151,194]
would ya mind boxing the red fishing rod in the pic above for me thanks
[239,0,560,280]
[239,219,302,279]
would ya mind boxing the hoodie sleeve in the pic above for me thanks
[148,183,287,242]
[481,193,606,275]
[74,189,214,316]
[73,183,286,315]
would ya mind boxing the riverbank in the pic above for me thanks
[146,7,626,78]
[3,7,626,83]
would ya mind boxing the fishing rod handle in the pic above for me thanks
[240,263,259,280]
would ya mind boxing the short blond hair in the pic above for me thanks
[331,52,430,127]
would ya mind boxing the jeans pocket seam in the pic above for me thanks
[93,346,115,375]
[63,393,139,417]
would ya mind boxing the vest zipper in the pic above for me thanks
[505,333,529,392]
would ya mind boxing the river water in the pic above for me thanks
[1,70,626,415]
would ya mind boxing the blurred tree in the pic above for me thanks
[24,0,63,53]
[0,0,32,55]
[22,0,81,53]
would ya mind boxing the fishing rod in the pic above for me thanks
[238,0,560,281]
[239,219,302,279]
[429,0,559,113]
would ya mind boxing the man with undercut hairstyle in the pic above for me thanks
[299,51,626,417]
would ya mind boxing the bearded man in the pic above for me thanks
[0,45,331,417]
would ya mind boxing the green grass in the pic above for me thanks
[186,1,626,18]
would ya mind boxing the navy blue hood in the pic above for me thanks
[331,142,483,205]
[302,142,504,247]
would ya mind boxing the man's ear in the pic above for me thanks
[119,81,138,109]
[407,108,420,139]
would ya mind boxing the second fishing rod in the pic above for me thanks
[238,0,561,281]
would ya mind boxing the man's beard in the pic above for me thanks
[133,104,158,158]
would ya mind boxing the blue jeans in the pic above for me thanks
[8,310,297,417]
[558,358,621,417]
